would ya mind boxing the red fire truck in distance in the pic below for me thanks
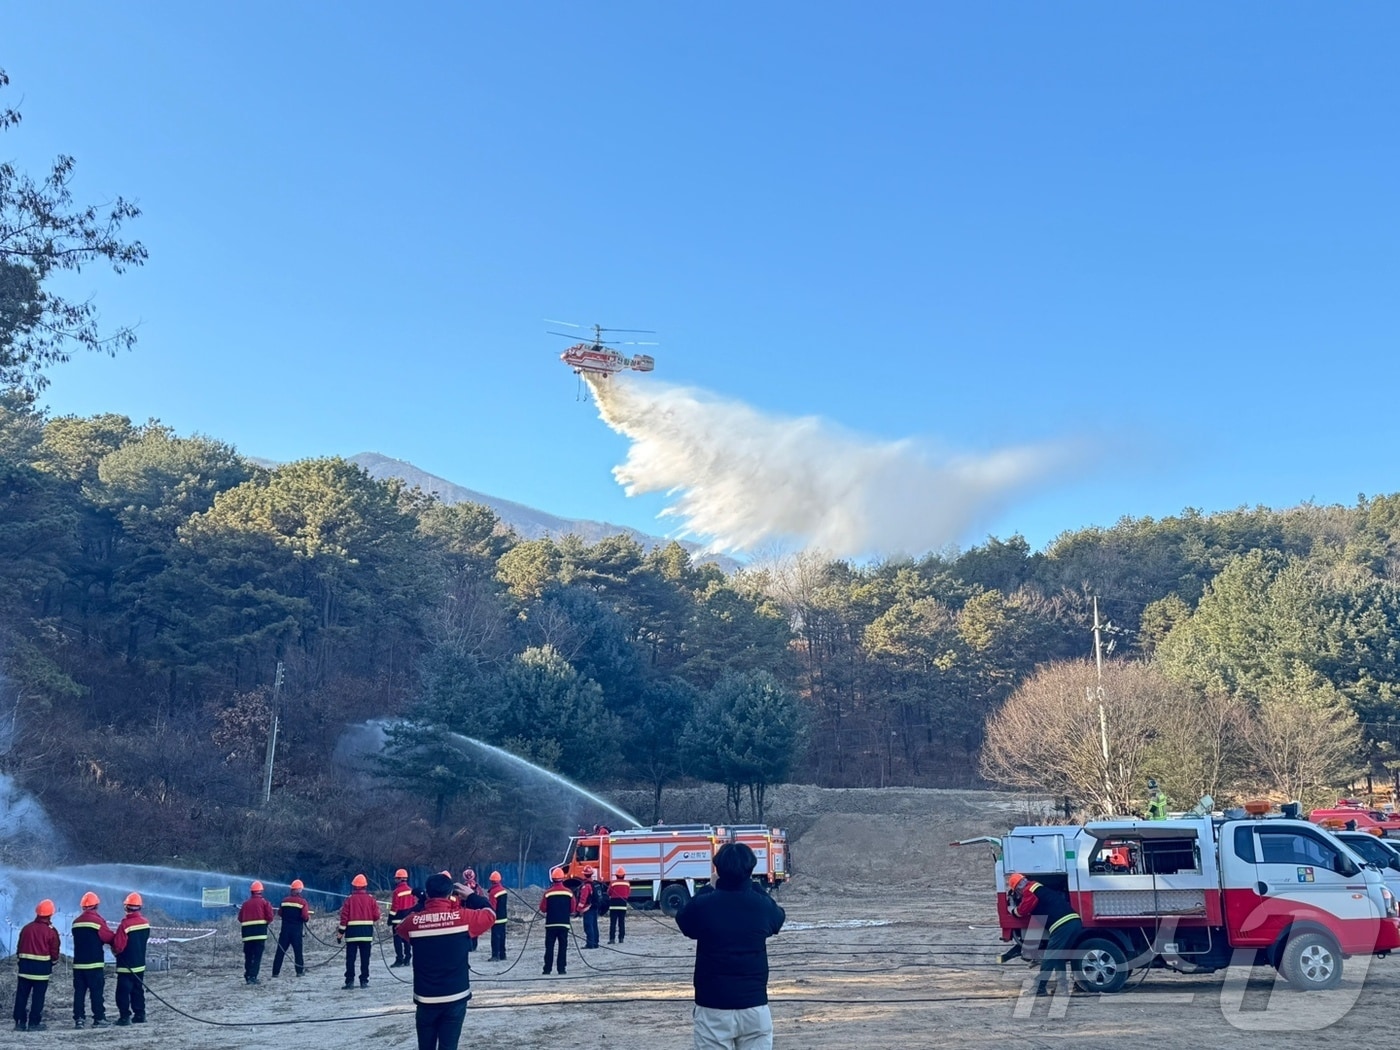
[558,823,788,915]
[1309,799,1400,838]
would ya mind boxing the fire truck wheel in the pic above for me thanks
[1071,938,1130,993]
[659,884,690,917]
[1278,932,1343,991]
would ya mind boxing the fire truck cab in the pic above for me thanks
[966,802,1400,992]
[558,823,788,916]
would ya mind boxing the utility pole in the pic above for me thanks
[261,661,285,806]
[1092,597,1113,812]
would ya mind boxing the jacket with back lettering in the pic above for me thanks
[394,896,497,1004]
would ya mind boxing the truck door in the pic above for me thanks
[1223,822,1370,949]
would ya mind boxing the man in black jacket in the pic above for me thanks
[675,843,785,1049]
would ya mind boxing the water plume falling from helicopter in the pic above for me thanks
[587,375,1078,558]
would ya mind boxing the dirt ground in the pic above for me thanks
[7,785,1400,1047]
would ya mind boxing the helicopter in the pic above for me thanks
[547,321,658,380]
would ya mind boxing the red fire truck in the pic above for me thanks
[557,823,788,915]
[957,800,1400,992]
[1309,799,1400,838]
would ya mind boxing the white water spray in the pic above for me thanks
[590,376,1078,557]
[347,720,642,828]
[445,733,642,829]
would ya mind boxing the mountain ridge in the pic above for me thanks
[344,452,734,568]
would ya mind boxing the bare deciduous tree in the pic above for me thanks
[981,659,1186,817]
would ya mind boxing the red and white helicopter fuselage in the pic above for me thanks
[560,342,655,378]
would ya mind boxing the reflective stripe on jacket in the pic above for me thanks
[539,883,576,927]
[113,913,151,973]
[279,895,312,926]
[238,895,275,941]
[609,880,631,909]
[17,919,61,980]
[339,888,381,941]
[395,897,496,1004]
[72,909,116,969]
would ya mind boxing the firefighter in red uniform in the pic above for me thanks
[1007,872,1083,997]
[238,881,276,984]
[487,871,509,960]
[608,866,631,944]
[460,868,481,897]
[112,893,150,1025]
[72,890,115,1028]
[539,867,577,975]
[338,873,381,989]
[396,872,498,1050]
[578,866,601,949]
[391,868,417,967]
[272,879,312,977]
[459,869,489,954]
[13,899,61,1031]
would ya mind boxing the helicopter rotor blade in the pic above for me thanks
[597,327,656,334]
[619,341,660,346]
[544,318,582,328]
[549,332,621,345]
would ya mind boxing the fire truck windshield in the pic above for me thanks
[574,844,600,863]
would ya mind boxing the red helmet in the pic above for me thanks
[35,899,55,918]
[615,866,626,878]
[395,869,409,880]
[583,866,595,877]
[352,874,368,888]
[290,879,305,892]
[80,892,100,909]
[489,871,502,882]
[250,881,264,894]
[550,867,565,881]
[124,893,143,909]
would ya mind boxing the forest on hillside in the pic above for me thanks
[4,66,1400,882]
[5,394,1400,879]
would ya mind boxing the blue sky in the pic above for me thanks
[6,3,1398,553]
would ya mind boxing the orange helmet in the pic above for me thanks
[80,892,100,909]
[290,879,305,892]
[583,867,595,877]
[35,899,55,918]
[124,893,143,909]
[395,868,409,880]
[250,881,264,893]
[550,867,565,881]
[352,874,368,888]
[1006,872,1026,892]
[615,867,626,878]
[489,871,502,882]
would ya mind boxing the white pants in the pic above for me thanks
[693,1004,774,1049]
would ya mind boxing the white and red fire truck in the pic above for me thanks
[958,801,1400,992]
[557,823,788,915]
